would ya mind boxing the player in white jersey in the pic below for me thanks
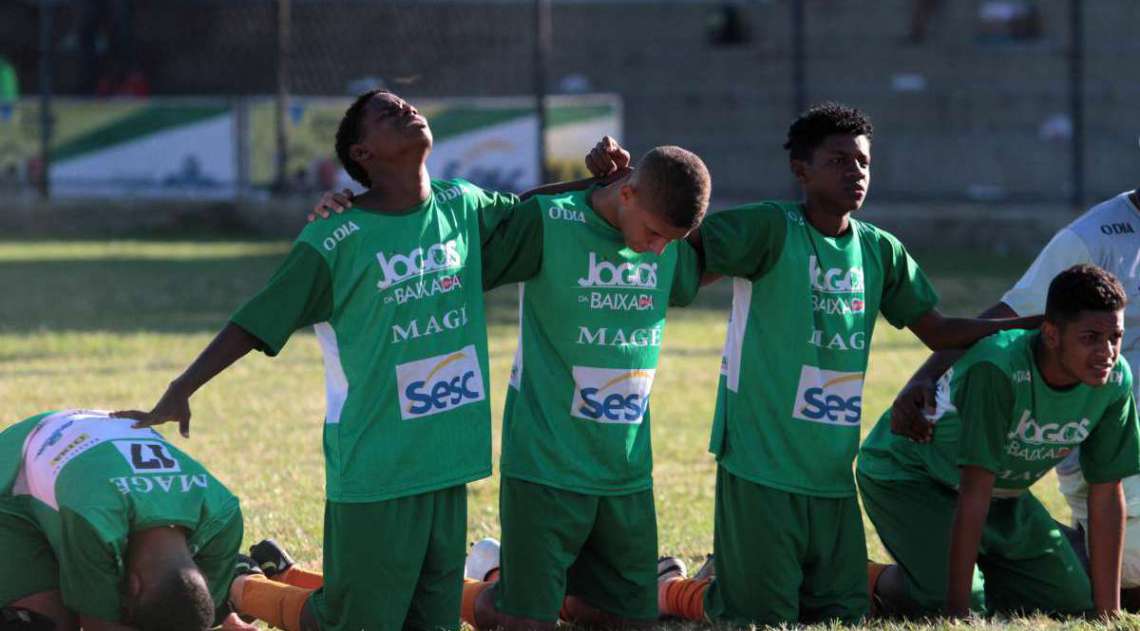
[886,188,1140,608]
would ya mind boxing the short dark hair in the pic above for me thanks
[783,102,873,162]
[130,568,214,631]
[635,146,711,231]
[335,88,389,188]
[1045,264,1128,324]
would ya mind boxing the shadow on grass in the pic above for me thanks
[0,246,1032,334]
[0,254,288,334]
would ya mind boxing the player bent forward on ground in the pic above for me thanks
[0,410,248,631]
[859,264,1139,618]
[594,103,1044,626]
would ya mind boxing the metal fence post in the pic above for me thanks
[534,0,551,186]
[1068,0,1084,208]
[38,0,55,199]
[275,0,291,193]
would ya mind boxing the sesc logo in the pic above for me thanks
[808,256,864,294]
[396,345,486,420]
[570,366,656,424]
[578,253,657,289]
[376,240,463,290]
[791,365,864,426]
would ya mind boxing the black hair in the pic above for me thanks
[635,145,711,231]
[335,88,389,188]
[130,568,214,631]
[783,102,874,162]
[1045,264,1128,324]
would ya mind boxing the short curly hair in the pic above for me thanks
[783,102,874,162]
[130,568,214,631]
[1045,264,1128,324]
[335,88,390,188]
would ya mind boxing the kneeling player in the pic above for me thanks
[0,410,247,631]
[858,265,1138,618]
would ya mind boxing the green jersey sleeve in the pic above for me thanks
[955,362,1016,473]
[669,239,702,307]
[699,203,788,280]
[1080,367,1140,484]
[464,179,521,221]
[229,242,333,356]
[57,508,125,621]
[481,196,544,290]
[877,230,940,328]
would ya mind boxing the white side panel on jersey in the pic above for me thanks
[19,410,169,510]
[508,284,525,390]
[314,322,349,424]
[722,278,753,393]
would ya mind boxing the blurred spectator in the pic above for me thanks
[78,0,149,96]
[0,54,17,101]
[706,2,750,46]
[907,0,942,44]
[977,0,1043,42]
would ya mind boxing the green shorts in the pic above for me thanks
[704,466,868,626]
[857,470,1092,615]
[0,496,58,606]
[495,476,658,622]
[308,485,467,631]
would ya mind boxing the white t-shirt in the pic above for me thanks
[1002,191,1140,521]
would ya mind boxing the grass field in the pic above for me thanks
[0,240,1130,630]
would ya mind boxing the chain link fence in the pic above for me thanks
[0,0,1137,205]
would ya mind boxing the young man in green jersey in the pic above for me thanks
[592,103,1042,626]
[858,264,1139,619]
[116,89,609,631]
[0,409,248,631]
[451,145,709,631]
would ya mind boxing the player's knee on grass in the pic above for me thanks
[475,584,555,631]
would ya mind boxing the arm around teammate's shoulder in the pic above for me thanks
[906,309,1043,351]
[692,203,787,281]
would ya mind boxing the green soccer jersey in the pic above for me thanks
[859,329,1140,494]
[0,410,242,622]
[702,202,939,497]
[484,190,701,494]
[231,178,519,503]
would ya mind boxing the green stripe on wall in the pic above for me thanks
[53,105,230,162]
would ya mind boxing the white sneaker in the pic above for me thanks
[464,537,501,582]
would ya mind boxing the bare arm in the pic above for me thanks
[1088,480,1126,617]
[945,465,995,617]
[113,322,259,437]
[908,308,1041,352]
[891,302,1018,443]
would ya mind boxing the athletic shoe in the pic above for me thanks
[657,556,687,583]
[465,537,501,582]
[250,538,295,578]
[234,553,264,577]
[693,554,715,581]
